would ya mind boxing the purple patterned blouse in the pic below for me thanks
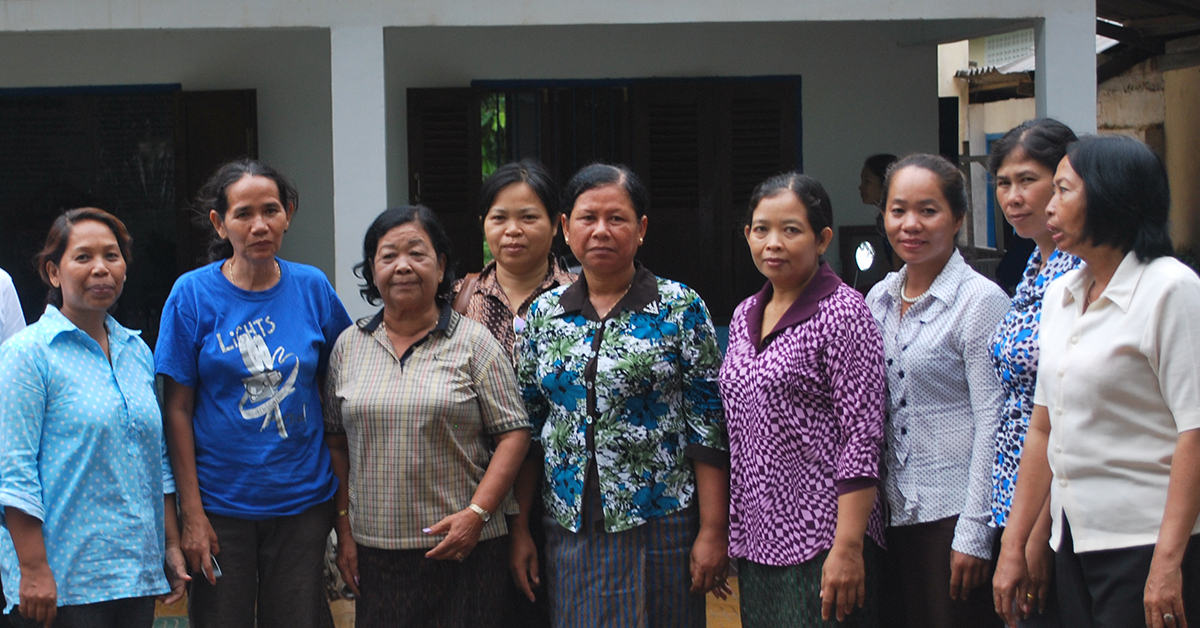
[720,263,888,566]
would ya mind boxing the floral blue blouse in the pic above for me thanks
[516,264,727,534]
[989,248,1080,527]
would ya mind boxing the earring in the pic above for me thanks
[639,238,644,245]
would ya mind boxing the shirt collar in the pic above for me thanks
[924,249,969,304]
[474,256,576,304]
[558,261,657,321]
[42,305,131,340]
[879,249,967,308]
[360,299,456,336]
[1062,250,1143,313]
[746,262,842,350]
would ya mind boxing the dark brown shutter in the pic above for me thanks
[407,88,483,273]
[629,83,719,315]
[721,80,799,318]
[631,79,799,323]
[175,90,258,270]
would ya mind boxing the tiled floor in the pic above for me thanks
[154,578,744,627]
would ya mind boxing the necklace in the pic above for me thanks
[899,277,927,304]
[225,257,281,289]
[596,280,634,319]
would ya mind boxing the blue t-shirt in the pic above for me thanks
[156,259,352,518]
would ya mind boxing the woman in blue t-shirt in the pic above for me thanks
[156,159,352,628]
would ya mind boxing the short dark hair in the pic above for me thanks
[863,154,898,182]
[881,153,969,219]
[747,172,834,235]
[561,163,649,218]
[35,207,133,308]
[479,159,560,222]
[354,205,457,306]
[194,158,299,261]
[1066,135,1172,262]
[986,118,1078,176]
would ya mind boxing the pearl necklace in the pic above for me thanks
[899,277,927,304]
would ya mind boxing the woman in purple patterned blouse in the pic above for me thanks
[720,173,888,627]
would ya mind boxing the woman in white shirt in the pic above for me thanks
[866,154,1009,628]
[993,135,1200,628]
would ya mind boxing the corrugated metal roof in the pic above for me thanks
[954,35,1120,79]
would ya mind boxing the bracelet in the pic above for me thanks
[337,509,349,517]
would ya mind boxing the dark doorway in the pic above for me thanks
[0,85,256,346]
[407,77,801,324]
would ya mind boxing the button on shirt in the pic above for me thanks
[866,250,1009,559]
[1035,252,1200,553]
[323,304,530,549]
[721,265,887,566]
[0,306,174,610]
[517,265,727,534]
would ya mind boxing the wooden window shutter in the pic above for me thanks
[407,88,484,272]
[175,90,258,271]
[630,79,799,324]
[721,80,800,317]
[629,82,720,316]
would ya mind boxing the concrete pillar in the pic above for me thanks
[1035,1,1097,134]
[330,25,388,319]
[1165,66,1200,254]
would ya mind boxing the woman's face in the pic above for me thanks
[373,221,446,312]
[995,149,1056,243]
[859,166,884,206]
[562,184,647,279]
[1046,156,1089,256]
[47,219,126,318]
[210,174,294,262]
[745,191,832,292]
[883,166,963,269]
[483,182,557,275]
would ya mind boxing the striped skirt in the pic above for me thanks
[544,507,706,628]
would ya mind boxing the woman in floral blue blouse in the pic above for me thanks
[985,119,1078,627]
[514,163,729,627]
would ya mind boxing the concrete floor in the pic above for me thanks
[154,578,743,627]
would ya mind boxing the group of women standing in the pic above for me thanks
[0,117,1196,628]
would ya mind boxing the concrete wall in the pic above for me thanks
[0,29,337,277]
[384,21,939,279]
[1098,57,1166,156]
[0,0,1084,31]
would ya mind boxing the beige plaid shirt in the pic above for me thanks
[323,303,531,549]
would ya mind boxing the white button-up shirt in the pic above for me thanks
[867,250,1009,558]
[1036,251,1200,553]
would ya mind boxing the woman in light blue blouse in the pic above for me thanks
[985,119,1079,627]
[0,208,187,628]
[865,154,1009,628]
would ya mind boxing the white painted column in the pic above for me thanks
[330,25,388,319]
[1036,1,1097,134]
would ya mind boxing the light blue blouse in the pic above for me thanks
[866,251,1009,559]
[0,306,174,610]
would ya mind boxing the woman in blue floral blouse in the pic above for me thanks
[514,163,729,627]
[985,119,1079,627]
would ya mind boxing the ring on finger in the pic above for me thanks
[454,552,465,561]
[1164,613,1176,624]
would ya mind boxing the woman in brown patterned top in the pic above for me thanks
[451,159,574,628]
[452,159,576,361]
